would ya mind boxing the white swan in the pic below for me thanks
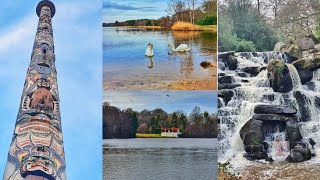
[168,43,190,52]
[145,43,154,57]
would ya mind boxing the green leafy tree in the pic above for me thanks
[171,113,179,128]
[130,112,138,137]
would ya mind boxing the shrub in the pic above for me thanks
[197,15,217,25]
[171,21,200,31]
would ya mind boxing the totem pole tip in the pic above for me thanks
[36,0,55,18]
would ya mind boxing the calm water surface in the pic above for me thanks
[103,138,217,180]
[103,27,217,89]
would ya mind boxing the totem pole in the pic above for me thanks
[3,1,66,179]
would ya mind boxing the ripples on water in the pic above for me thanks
[103,139,217,180]
[103,27,216,89]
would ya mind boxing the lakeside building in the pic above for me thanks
[161,128,182,138]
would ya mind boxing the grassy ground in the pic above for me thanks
[199,25,217,32]
[136,133,163,138]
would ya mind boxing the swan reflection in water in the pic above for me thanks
[148,56,154,69]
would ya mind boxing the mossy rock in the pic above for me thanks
[286,44,301,58]
[292,58,320,71]
[267,59,293,92]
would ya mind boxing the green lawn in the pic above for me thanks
[199,25,217,32]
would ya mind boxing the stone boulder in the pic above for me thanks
[240,119,263,145]
[226,55,238,70]
[274,42,286,52]
[200,61,213,68]
[299,36,316,51]
[218,52,234,59]
[293,58,320,71]
[314,44,320,52]
[252,114,298,122]
[286,44,301,59]
[287,143,312,162]
[286,120,303,149]
[218,76,234,84]
[254,104,297,115]
[242,66,261,76]
[294,91,312,122]
[218,90,234,106]
[218,83,241,90]
[267,60,293,92]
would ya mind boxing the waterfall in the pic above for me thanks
[287,64,302,90]
[265,131,290,162]
[218,51,320,170]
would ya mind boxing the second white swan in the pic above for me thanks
[168,43,190,52]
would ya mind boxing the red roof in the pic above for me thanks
[162,127,180,132]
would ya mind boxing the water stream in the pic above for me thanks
[218,52,320,175]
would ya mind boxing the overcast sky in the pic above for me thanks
[104,90,218,114]
[103,0,168,23]
[0,0,102,179]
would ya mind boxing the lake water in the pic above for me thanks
[103,27,217,90]
[103,138,217,180]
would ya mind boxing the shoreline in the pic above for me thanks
[103,25,217,32]
[104,64,217,90]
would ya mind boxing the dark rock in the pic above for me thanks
[254,104,297,115]
[252,114,298,122]
[299,36,316,51]
[240,119,263,143]
[294,91,311,122]
[237,72,248,77]
[241,79,249,83]
[200,61,213,68]
[218,83,241,90]
[267,60,293,92]
[219,52,235,59]
[227,55,238,70]
[218,72,226,76]
[297,69,313,84]
[242,66,261,76]
[309,138,316,147]
[218,76,234,84]
[244,144,264,153]
[288,143,312,162]
[218,90,234,105]
[218,61,226,71]
[286,122,303,149]
[218,98,224,108]
[244,151,268,160]
[315,96,320,109]
[305,81,316,91]
[261,93,275,102]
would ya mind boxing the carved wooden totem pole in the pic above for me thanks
[3,1,66,179]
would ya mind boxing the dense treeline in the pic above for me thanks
[102,102,218,139]
[103,0,217,28]
[219,0,320,52]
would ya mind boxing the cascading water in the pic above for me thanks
[218,51,320,171]
[265,131,290,162]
